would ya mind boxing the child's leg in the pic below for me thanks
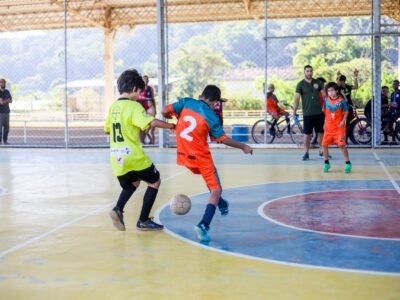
[115,172,141,211]
[139,179,160,222]
[198,167,222,228]
[284,114,291,133]
[321,135,331,172]
[323,146,330,161]
[340,146,350,162]
[116,181,140,211]
[111,173,140,231]
[134,164,162,228]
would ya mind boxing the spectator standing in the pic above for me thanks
[336,70,359,136]
[293,65,326,160]
[213,98,227,126]
[311,77,327,147]
[138,75,156,144]
[0,78,12,145]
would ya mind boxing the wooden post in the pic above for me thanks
[104,7,114,115]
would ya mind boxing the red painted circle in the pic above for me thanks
[263,190,400,238]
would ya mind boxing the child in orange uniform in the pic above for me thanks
[322,82,352,173]
[162,85,253,242]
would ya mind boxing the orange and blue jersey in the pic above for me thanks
[322,95,348,135]
[166,98,227,169]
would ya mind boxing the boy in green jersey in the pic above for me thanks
[105,69,175,231]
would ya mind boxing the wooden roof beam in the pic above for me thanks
[51,0,106,29]
[242,0,260,20]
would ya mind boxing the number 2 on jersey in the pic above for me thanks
[179,116,197,141]
[112,122,124,143]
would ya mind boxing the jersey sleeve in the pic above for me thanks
[341,99,349,115]
[295,81,303,94]
[209,116,227,142]
[132,105,155,130]
[168,98,186,117]
[322,98,327,114]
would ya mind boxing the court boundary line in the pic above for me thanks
[0,169,188,259]
[258,188,400,241]
[373,151,400,194]
[155,182,400,277]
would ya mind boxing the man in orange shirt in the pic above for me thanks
[266,84,290,135]
[321,82,352,173]
[162,85,253,242]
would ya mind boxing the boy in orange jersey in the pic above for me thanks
[321,82,352,173]
[162,85,253,242]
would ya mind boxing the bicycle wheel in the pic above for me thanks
[251,119,275,144]
[290,120,304,145]
[352,118,371,145]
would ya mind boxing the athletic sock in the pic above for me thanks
[198,204,216,228]
[324,160,330,164]
[139,186,158,222]
[345,161,351,164]
[116,185,136,211]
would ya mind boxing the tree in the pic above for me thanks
[288,26,396,104]
[169,46,231,99]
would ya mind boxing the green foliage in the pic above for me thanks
[290,28,396,105]
[223,91,263,110]
[169,46,231,99]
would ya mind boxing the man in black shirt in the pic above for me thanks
[0,78,12,144]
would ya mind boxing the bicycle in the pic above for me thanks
[347,105,372,145]
[251,107,304,144]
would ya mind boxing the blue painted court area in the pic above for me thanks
[159,180,400,274]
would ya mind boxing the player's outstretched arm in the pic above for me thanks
[221,137,253,155]
[150,119,175,130]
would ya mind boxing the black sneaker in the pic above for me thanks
[218,198,229,216]
[302,152,309,161]
[136,218,164,231]
[109,207,126,231]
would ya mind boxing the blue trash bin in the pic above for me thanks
[231,124,249,142]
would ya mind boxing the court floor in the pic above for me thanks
[0,147,399,299]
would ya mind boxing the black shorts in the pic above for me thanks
[117,164,160,189]
[303,113,325,135]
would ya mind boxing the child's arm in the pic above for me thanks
[339,115,347,128]
[150,118,175,130]
[221,137,253,155]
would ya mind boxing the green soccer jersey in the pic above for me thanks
[104,98,154,176]
[295,78,324,116]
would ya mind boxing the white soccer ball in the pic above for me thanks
[170,194,191,215]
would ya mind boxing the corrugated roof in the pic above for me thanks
[0,0,398,32]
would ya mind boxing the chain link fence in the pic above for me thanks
[0,1,399,147]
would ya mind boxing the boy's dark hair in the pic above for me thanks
[304,65,313,71]
[338,75,347,82]
[201,85,221,102]
[316,77,326,83]
[382,86,389,90]
[117,69,145,94]
[325,82,339,93]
